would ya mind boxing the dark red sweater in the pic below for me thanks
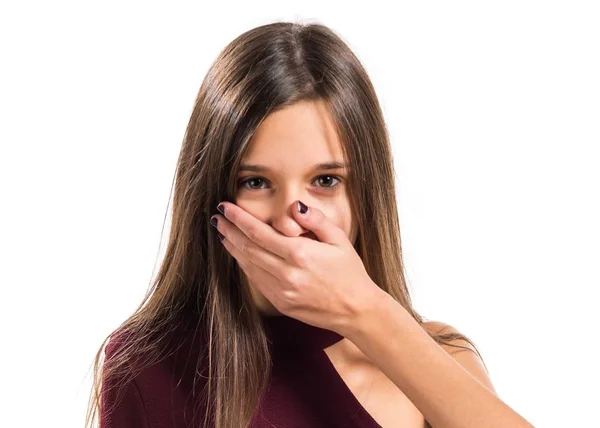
[100,314,382,427]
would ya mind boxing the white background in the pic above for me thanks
[1,1,598,427]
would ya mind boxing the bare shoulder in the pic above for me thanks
[422,320,498,395]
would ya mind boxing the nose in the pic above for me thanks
[269,200,312,238]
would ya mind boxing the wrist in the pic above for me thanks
[338,284,395,340]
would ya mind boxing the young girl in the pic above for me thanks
[86,20,531,428]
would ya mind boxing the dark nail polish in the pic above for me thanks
[217,204,225,215]
[217,232,225,242]
[210,216,218,228]
[297,200,308,214]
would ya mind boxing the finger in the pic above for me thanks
[214,214,293,283]
[292,200,349,246]
[217,202,293,259]
[220,235,284,307]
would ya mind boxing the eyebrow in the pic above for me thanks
[238,161,348,173]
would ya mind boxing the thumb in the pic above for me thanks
[293,200,348,246]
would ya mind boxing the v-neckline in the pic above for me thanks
[260,313,382,427]
[315,349,383,427]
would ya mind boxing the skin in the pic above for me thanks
[234,101,394,418]
[229,100,417,424]
[216,100,521,426]
[234,99,358,317]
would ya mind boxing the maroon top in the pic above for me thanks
[101,313,382,427]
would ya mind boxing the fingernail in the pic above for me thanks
[210,216,218,228]
[217,204,225,215]
[297,200,308,214]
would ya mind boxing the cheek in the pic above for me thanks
[330,204,354,237]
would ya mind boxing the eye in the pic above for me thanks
[237,175,343,192]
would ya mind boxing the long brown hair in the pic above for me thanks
[85,20,488,428]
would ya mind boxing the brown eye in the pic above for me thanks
[237,175,342,192]
[238,177,266,190]
[317,175,341,189]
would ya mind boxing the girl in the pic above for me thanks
[86,20,531,428]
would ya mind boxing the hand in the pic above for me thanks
[211,200,383,334]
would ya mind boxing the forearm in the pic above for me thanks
[342,289,533,428]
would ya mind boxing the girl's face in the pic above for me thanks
[234,99,358,316]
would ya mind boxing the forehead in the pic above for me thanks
[242,100,346,167]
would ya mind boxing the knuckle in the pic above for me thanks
[282,268,299,285]
[240,242,252,257]
[291,245,310,267]
[248,227,262,244]
[281,289,298,307]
